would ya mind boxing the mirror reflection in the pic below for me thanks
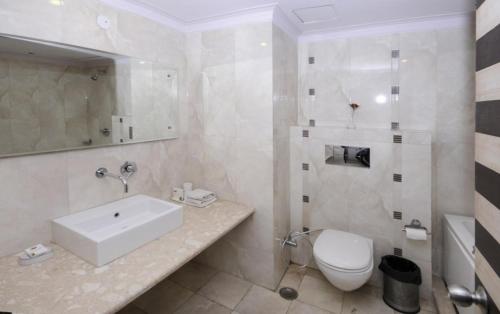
[0,35,178,157]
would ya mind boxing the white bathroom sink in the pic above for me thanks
[52,195,183,266]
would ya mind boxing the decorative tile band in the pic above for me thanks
[393,211,402,220]
[394,248,403,256]
[393,135,402,144]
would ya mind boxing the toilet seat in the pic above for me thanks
[315,256,372,273]
[313,229,373,271]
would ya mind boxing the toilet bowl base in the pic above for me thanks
[316,260,374,291]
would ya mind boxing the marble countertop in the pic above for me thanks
[0,200,254,314]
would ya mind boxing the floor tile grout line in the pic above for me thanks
[232,282,254,311]
[193,268,219,292]
[171,292,197,314]
[284,299,294,314]
[191,292,233,312]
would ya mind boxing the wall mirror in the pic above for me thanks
[325,145,370,168]
[0,34,178,157]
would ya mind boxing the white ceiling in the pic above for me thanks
[108,0,475,35]
[130,0,277,23]
[279,0,474,34]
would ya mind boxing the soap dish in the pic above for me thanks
[18,249,54,266]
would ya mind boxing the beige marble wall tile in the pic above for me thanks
[272,25,297,285]
[433,25,475,276]
[0,0,188,257]
[297,24,475,279]
[289,127,432,292]
[399,31,438,131]
[0,152,69,256]
[66,145,124,212]
[191,22,290,290]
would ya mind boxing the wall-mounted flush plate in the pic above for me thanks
[97,15,110,29]
[325,145,370,168]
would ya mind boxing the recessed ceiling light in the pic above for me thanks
[375,94,387,104]
[293,5,337,24]
[260,42,268,47]
[49,0,64,6]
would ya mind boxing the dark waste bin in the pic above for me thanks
[378,255,422,313]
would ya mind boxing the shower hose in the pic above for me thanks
[280,229,323,268]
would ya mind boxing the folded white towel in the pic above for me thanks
[186,189,216,201]
[184,196,217,208]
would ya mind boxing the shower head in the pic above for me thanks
[90,69,107,81]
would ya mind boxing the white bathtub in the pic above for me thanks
[443,214,475,314]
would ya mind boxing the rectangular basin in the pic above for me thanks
[52,195,183,266]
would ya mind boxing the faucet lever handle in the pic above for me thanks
[96,167,108,178]
[120,161,137,176]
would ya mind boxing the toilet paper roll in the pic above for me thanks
[406,227,427,241]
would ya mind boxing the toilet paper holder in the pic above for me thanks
[402,219,431,235]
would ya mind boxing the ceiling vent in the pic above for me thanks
[293,5,337,24]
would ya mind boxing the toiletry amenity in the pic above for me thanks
[18,244,53,266]
[172,187,185,202]
[183,182,193,201]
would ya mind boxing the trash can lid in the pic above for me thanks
[378,255,422,285]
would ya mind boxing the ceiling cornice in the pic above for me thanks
[299,12,474,43]
[100,0,279,33]
[273,5,301,40]
[99,0,184,30]
[100,0,472,43]
[184,4,276,32]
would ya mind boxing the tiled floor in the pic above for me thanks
[118,262,437,314]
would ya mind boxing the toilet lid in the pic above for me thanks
[314,229,372,271]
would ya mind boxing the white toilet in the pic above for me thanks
[313,229,374,291]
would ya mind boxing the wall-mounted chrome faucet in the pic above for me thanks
[96,161,137,193]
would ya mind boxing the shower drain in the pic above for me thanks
[279,287,298,300]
